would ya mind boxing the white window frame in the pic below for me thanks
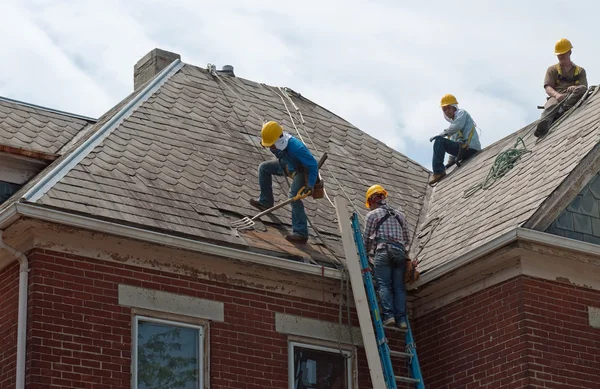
[132,315,204,389]
[288,341,353,389]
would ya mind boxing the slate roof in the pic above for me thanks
[414,86,600,272]
[0,96,96,156]
[23,63,430,267]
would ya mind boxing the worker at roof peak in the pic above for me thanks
[428,94,481,185]
[534,38,588,137]
[363,184,410,329]
[250,121,318,244]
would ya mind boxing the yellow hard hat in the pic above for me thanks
[554,38,573,55]
[261,121,283,147]
[365,184,388,208]
[440,94,458,107]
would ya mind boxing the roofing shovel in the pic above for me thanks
[231,187,312,230]
[231,153,328,231]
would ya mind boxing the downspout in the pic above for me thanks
[0,230,28,389]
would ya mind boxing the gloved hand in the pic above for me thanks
[298,186,313,197]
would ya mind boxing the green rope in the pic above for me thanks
[463,137,531,198]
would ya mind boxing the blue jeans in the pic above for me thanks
[373,245,406,323]
[257,160,308,237]
[432,137,478,174]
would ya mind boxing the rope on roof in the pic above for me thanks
[463,137,531,198]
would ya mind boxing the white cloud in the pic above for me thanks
[1,0,599,167]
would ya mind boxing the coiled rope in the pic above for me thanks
[463,137,531,198]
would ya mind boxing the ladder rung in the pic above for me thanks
[389,350,411,358]
[385,326,407,333]
[395,376,421,384]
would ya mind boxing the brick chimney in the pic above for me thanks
[133,48,181,90]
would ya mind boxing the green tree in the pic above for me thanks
[138,327,198,389]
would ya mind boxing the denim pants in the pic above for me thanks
[373,245,406,323]
[432,137,478,174]
[257,160,308,237]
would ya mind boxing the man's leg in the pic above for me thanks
[563,85,587,110]
[390,247,407,327]
[535,97,559,137]
[287,171,309,239]
[432,137,461,174]
[256,160,284,208]
[373,249,395,325]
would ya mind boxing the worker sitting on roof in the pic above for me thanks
[363,184,410,329]
[428,94,481,185]
[535,38,588,137]
[250,121,318,244]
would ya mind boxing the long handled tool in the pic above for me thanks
[231,187,311,230]
[231,153,328,230]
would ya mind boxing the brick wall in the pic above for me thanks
[25,249,372,389]
[0,262,19,388]
[414,276,600,389]
[523,277,600,388]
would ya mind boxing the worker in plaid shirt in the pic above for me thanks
[363,184,410,329]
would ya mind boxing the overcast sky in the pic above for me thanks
[1,0,598,169]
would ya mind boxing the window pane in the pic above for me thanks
[137,320,200,389]
[0,181,22,204]
[293,346,347,389]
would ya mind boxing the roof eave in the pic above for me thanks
[411,227,600,289]
[0,203,342,280]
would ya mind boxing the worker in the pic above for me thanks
[250,121,318,243]
[428,94,481,185]
[363,184,410,329]
[535,38,588,137]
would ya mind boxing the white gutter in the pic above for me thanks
[4,203,341,280]
[0,230,28,389]
[411,227,600,288]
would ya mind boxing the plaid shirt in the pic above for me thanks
[363,202,411,254]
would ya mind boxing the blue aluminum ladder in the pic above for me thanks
[350,212,425,389]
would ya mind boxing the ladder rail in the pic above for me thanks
[405,321,425,389]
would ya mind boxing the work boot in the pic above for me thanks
[534,118,553,138]
[429,172,446,186]
[285,233,309,244]
[383,317,395,327]
[249,199,271,212]
[397,321,408,330]
[534,110,560,138]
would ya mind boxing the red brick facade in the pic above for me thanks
[2,248,599,388]
[414,277,600,389]
[0,262,19,389]
[21,249,371,389]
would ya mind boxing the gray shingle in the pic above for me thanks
[33,63,430,265]
[0,97,95,155]
[415,87,600,272]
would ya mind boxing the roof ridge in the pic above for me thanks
[0,95,97,123]
[21,59,184,203]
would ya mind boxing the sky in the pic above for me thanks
[1,0,599,169]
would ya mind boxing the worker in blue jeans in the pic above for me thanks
[429,94,481,185]
[363,184,411,329]
[250,121,318,243]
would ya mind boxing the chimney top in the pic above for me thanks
[218,65,235,76]
[134,48,181,90]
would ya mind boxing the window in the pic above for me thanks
[133,316,204,389]
[0,180,22,204]
[289,342,353,389]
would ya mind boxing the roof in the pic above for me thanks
[12,61,430,267]
[0,96,96,156]
[415,86,600,273]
